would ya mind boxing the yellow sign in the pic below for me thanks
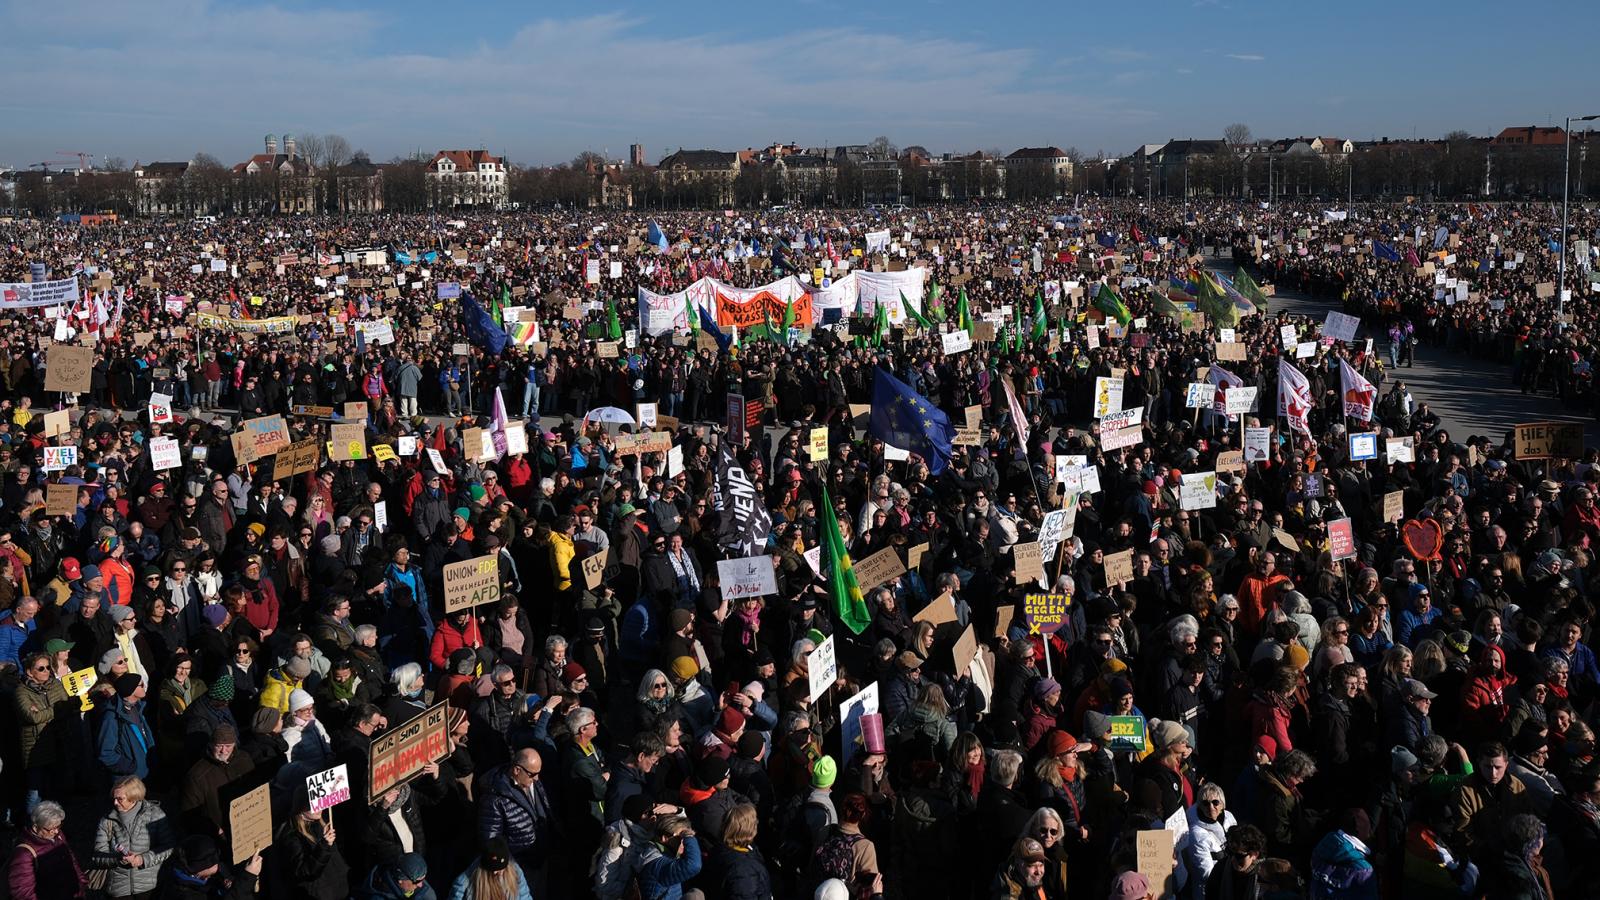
[63,665,97,711]
[372,444,397,463]
[808,427,829,463]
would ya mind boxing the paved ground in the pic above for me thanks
[1205,259,1598,445]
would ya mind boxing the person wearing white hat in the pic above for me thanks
[281,688,333,769]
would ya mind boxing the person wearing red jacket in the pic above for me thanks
[429,608,482,672]
[1460,643,1517,743]
[1235,551,1293,642]
[1564,486,1600,546]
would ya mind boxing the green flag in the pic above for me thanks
[1094,283,1132,326]
[1196,271,1239,328]
[821,484,870,634]
[686,294,699,334]
[1233,268,1269,311]
[491,286,508,328]
[1031,292,1047,340]
[780,297,796,342]
[928,280,946,322]
[872,301,889,347]
[902,291,933,329]
[956,288,974,335]
[605,296,623,340]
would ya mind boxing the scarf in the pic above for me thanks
[736,606,762,648]
[668,549,700,596]
[966,759,986,800]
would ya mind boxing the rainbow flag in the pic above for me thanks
[508,321,540,346]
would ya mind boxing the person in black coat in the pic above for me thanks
[364,776,443,870]
[975,749,1033,882]
[710,802,772,900]
[275,805,351,900]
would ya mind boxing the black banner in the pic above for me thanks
[713,445,771,558]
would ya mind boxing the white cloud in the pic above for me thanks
[1225,53,1266,62]
[0,2,1157,165]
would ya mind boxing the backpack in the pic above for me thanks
[773,797,829,874]
[810,828,864,885]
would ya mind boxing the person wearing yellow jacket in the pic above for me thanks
[549,516,576,593]
[259,656,311,714]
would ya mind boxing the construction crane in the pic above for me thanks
[55,151,96,171]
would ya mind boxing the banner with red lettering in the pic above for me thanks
[368,701,450,798]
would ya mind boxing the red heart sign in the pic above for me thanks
[1401,518,1443,561]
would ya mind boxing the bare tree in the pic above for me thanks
[321,134,352,168]
[1224,123,1253,147]
[104,157,128,172]
[294,133,325,165]
[868,136,898,160]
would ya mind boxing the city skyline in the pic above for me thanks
[1,0,1592,169]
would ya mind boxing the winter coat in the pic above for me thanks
[1310,829,1378,900]
[276,819,352,900]
[14,677,68,769]
[477,764,554,864]
[97,698,155,779]
[7,827,85,900]
[89,800,175,898]
[635,837,702,900]
[1182,806,1238,900]
[711,845,772,900]
[887,702,957,757]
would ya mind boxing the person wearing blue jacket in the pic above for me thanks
[98,673,156,781]
[634,814,702,900]
[1310,810,1379,900]
[0,597,39,668]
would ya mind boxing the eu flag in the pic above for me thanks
[869,368,956,475]
[461,293,508,356]
[1373,241,1402,263]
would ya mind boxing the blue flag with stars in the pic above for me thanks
[869,368,956,475]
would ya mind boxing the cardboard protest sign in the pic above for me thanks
[241,415,291,458]
[42,409,70,439]
[1383,491,1405,524]
[582,547,610,590]
[1137,828,1178,899]
[44,345,93,393]
[716,555,780,600]
[369,701,450,797]
[272,438,320,481]
[342,402,368,423]
[228,782,273,864]
[913,592,957,626]
[1215,450,1244,473]
[1386,437,1415,463]
[1102,549,1134,586]
[1514,422,1585,460]
[1215,341,1247,361]
[853,546,906,592]
[306,764,351,815]
[46,483,78,517]
[443,555,500,614]
[807,635,837,703]
[952,625,979,678]
[1012,542,1044,582]
[329,423,367,461]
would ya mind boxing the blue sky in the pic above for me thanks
[1,0,1594,169]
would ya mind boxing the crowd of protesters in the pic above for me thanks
[0,198,1593,899]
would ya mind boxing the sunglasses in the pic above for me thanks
[515,765,541,780]
[496,679,516,687]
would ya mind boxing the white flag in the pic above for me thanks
[1338,358,1376,422]
[1278,358,1314,436]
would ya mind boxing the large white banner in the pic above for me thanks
[856,268,927,325]
[0,277,81,309]
[638,286,691,336]
[810,272,859,315]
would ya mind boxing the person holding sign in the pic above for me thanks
[276,792,351,900]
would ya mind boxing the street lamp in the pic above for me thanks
[1559,113,1600,326]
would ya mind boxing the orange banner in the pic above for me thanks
[716,291,813,329]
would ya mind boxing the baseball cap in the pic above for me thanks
[1402,678,1437,700]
